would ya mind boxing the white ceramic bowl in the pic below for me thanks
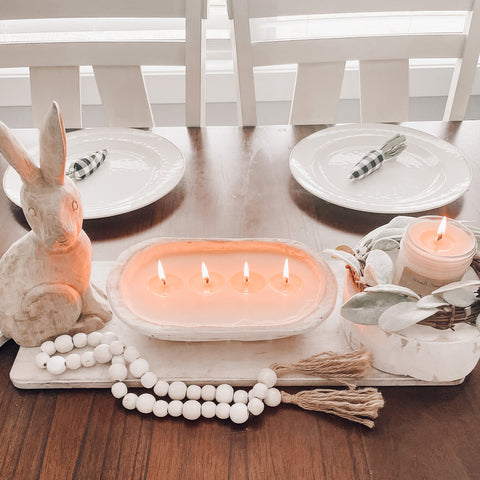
[342,272,480,382]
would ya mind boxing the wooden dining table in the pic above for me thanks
[0,121,479,479]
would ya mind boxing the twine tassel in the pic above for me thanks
[270,349,373,379]
[281,387,385,428]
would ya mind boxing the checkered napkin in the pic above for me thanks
[349,134,406,180]
[66,149,108,181]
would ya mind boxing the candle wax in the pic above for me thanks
[119,240,326,328]
[411,220,474,255]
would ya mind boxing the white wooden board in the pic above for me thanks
[10,261,463,389]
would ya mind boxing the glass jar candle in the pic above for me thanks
[393,216,477,296]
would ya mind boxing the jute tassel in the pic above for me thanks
[270,349,373,379]
[281,387,384,429]
[270,350,384,428]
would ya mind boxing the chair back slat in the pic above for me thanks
[359,60,409,123]
[30,66,82,128]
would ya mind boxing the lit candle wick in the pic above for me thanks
[202,261,210,285]
[283,258,289,285]
[157,260,167,287]
[436,216,447,241]
[244,261,249,284]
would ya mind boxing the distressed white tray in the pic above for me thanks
[10,261,463,389]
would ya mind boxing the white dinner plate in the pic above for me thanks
[289,124,472,213]
[3,128,185,219]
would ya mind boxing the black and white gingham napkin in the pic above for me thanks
[349,134,406,180]
[66,149,108,181]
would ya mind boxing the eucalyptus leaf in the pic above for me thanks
[386,216,416,228]
[371,237,400,251]
[431,279,480,295]
[365,284,421,300]
[416,294,449,309]
[378,302,439,332]
[365,249,394,284]
[341,291,413,325]
[355,216,414,252]
[323,248,361,274]
[336,245,355,255]
[440,289,479,308]
[362,264,379,287]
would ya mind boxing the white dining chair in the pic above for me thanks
[228,0,480,125]
[0,0,206,128]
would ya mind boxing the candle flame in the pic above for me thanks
[283,258,289,284]
[202,261,210,285]
[436,216,447,241]
[244,261,249,283]
[157,260,167,286]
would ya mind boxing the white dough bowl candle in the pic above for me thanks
[106,238,337,341]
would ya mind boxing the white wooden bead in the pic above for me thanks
[201,401,216,419]
[186,385,202,400]
[122,392,138,410]
[257,368,277,388]
[72,332,88,348]
[129,358,149,378]
[87,331,103,347]
[248,389,255,400]
[94,344,113,364]
[216,402,230,419]
[168,381,187,400]
[40,340,56,356]
[136,393,156,414]
[109,363,128,381]
[201,384,216,401]
[251,383,268,400]
[248,397,264,416]
[168,400,183,417]
[80,351,96,367]
[264,388,282,407]
[111,355,126,365]
[65,353,81,370]
[101,331,118,344]
[54,334,74,353]
[230,403,249,424]
[46,355,66,375]
[153,380,169,397]
[216,384,234,403]
[123,346,140,363]
[109,340,125,356]
[153,400,169,417]
[233,390,248,404]
[35,352,50,369]
[183,400,201,420]
[111,382,128,399]
[140,372,158,389]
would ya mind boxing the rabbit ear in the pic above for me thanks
[0,122,41,185]
[39,101,67,186]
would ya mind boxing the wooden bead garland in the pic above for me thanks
[34,331,385,428]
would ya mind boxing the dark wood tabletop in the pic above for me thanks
[1,122,479,480]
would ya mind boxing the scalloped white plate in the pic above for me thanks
[3,128,185,219]
[289,124,471,213]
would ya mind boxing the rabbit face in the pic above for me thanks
[21,176,83,251]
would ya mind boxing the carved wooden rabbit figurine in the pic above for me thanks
[0,102,112,346]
